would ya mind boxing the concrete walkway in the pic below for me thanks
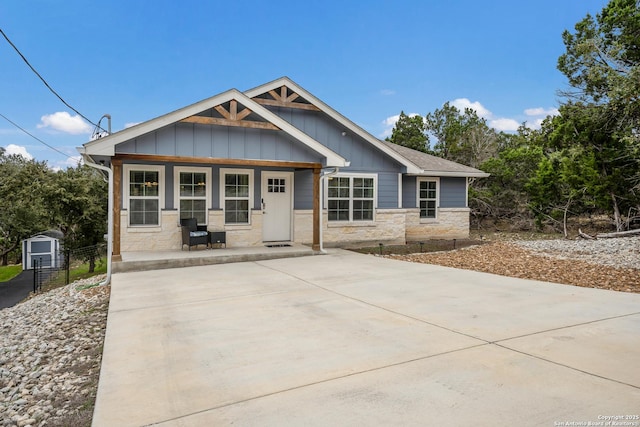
[93,250,640,427]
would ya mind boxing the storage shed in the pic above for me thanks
[21,231,63,270]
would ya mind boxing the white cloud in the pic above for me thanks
[48,156,83,172]
[66,156,82,167]
[451,98,492,118]
[37,112,92,135]
[489,118,520,132]
[450,98,518,131]
[522,106,559,129]
[380,89,396,96]
[4,144,33,160]
[524,107,559,117]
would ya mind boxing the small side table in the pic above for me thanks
[209,231,226,248]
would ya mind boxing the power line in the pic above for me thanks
[0,112,75,159]
[0,28,106,133]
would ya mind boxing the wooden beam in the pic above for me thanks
[280,85,287,100]
[252,97,321,111]
[114,153,322,170]
[286,92,300,102]
[236,107,252,121]
[180,115,279,131]
[230,100,238,120]
[214,105,230,120]
[268,89,281,101]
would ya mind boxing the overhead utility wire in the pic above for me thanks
[0,28,107,133]
[0,112,74,159]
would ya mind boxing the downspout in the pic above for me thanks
[319,167,340,253]
[81,153,113,286]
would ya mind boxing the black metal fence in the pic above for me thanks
[32,243,107,292]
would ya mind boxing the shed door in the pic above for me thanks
[28,240,52,269]
[262,172,293,242]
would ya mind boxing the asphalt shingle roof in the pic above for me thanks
[380,140,488,177]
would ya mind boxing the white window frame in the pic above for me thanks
[220,168,254,225]
[325,173,377,223]
[174,166,211,226]
[123,164,165,227]
[417,177,439,220]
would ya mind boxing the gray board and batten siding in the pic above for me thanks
[115,122,324,165]
[114,106,411,212]
[267,106,406,173]
[267,106,405,209]
[402,175,468,209]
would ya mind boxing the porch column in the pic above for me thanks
[112,159,122,261]
[312,167,320,251]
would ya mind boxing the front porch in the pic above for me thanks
[112,243,317,273]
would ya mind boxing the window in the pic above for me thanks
[327,175,376,222]
[418,178,438,219]
[267,178,286,193]
[175,167,210,225]
[125,166,164,226]
[221,169,253,224]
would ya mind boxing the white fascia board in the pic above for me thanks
[82,90,243,156]
[81,88,347,167]
[409,171,491,178]
[245,77,423,174]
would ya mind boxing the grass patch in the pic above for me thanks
[41,258,107,292]
[0,265,22,282]
[68,260,107,283]
[350,239,484,256]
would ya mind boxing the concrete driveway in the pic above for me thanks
[93,249,640,427]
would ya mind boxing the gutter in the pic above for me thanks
[79,151,113,286]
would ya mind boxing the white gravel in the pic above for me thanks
[0,275,108,427]
[513,236,640,270]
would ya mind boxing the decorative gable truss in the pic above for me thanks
[180,100,280,131]
[251,85,321,112]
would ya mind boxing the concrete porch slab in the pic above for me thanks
[113,243,316,273]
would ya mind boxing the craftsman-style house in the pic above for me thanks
[79,77,488,259]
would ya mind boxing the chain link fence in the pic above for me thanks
[32,243,107,292]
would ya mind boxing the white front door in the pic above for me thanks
[262,172,293,242]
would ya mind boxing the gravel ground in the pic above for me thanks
[0,276,109,427]
[387,236,640,293]
[1,236,638,426]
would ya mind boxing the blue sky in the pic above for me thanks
[1,0,608,169]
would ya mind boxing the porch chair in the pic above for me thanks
[180,218,209,251]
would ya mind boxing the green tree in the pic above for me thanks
[0,151,54,265]
[558,0,640,193]
[47,165,108,272]
[386,111,428,152]
[539,102,639,230]
[471,126,545,228]
[425,102,498,168]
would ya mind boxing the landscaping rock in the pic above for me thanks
[0,276,108,427]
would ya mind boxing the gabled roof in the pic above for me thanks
[245,77,488,177]
[245,77,424,174]
[80,89,348,167]
[380,141,490,177]
[81,76,489,178]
